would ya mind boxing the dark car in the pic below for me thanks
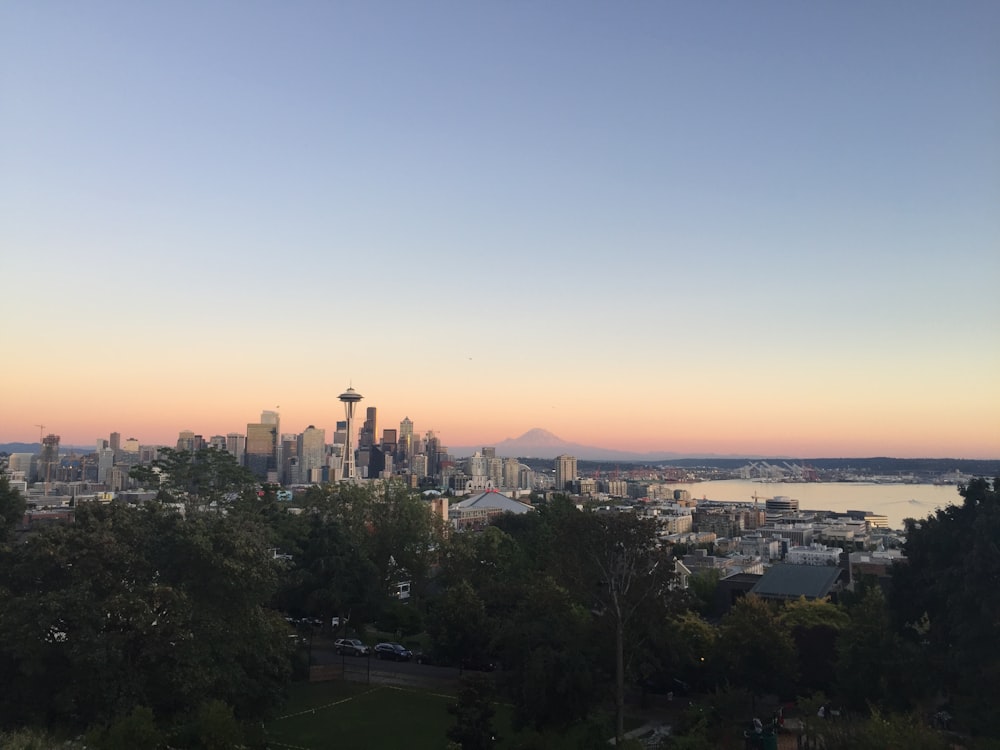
[334,638,370,656]
[374,642,413,661]
[412,649,438,666]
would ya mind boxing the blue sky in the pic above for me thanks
[2,1,998,457]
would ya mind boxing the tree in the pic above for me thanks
[426,581,493,668]
[588,513,676,744]
[0,502,291,731]
[129,447,259,509]
[493,577,599,729]
[779,597,848,695]
[447,673,497,750]
[94,705,165,750]
[364,481,445,604]
[0,472,26,543]
[889,477,1000,733]
[716,595,797,707]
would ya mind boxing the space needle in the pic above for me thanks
[338,386,363,481]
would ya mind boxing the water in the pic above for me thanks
[677,479,965,530]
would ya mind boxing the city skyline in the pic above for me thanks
[2,3,998,460]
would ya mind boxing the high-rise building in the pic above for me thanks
[245,421,277,481]
[226,433,246,464]
[381,429,397,457]
[503,457,520,489]
[109,432,121,456]
[555,454,577,492]
[280,433,299,484]
[488,457,504,488]
[398,417,414,462]
[177,430,196,452]
[97,448,115,483]
[298,425,326,484]
[37,434,61,486]
[338,387,363,481]
[467,452,487,477]
[360,407,377,449]
[425,431,440,476]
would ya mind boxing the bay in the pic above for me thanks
[676,479,965,530]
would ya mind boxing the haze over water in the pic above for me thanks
[684,479,964,530]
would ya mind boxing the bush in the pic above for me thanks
[97,706,165,750]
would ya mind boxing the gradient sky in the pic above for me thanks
[2,1,998,458]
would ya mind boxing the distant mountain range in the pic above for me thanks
[449,428,750,461]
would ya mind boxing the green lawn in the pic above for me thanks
[266,681,494,750]
[265,680,626,750]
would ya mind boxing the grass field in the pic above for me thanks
[265,680,628,750]
[266,681,504,750]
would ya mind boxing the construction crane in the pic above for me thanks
[34,424,45,444]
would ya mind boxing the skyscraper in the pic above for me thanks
[360,407,377,449]
[245,420,277,481]
[226,433,246,465]
[37,434,61,486]
[338,387,363,481]
[298,425,326,484]
[555,454,577,492]
[398,417,414,463]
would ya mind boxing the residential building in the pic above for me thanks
[555,454,577,492]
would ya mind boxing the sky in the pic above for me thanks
[2,1,998,458]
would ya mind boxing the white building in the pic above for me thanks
[786,543,843,566]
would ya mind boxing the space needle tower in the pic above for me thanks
[338,386,363,481]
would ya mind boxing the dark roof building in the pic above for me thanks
[749,563,847,602]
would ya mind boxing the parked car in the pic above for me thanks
[374,642,413,661]
[334,638,370,656]
[412,649,438,666]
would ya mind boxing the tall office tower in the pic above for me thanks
[298,425,326,484]
[555,454,578,492]
[37,434,61,486]
[122,437,140,454]
[367,445,386,478]
[226,433,246,465]
[209,435,227,451]
[381,429,397,457]
[424,431,440,476]
[359,407,377,449]
[333,420,347,447]
[482,446,496,459]
[96,438,109,453]
[338,387,363,481]
[176,430,196,452]
[410,453,428,479]
[398,417,414,462]
[245,422,278,481]
[280,433,299,484]
[110,432,121,456]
